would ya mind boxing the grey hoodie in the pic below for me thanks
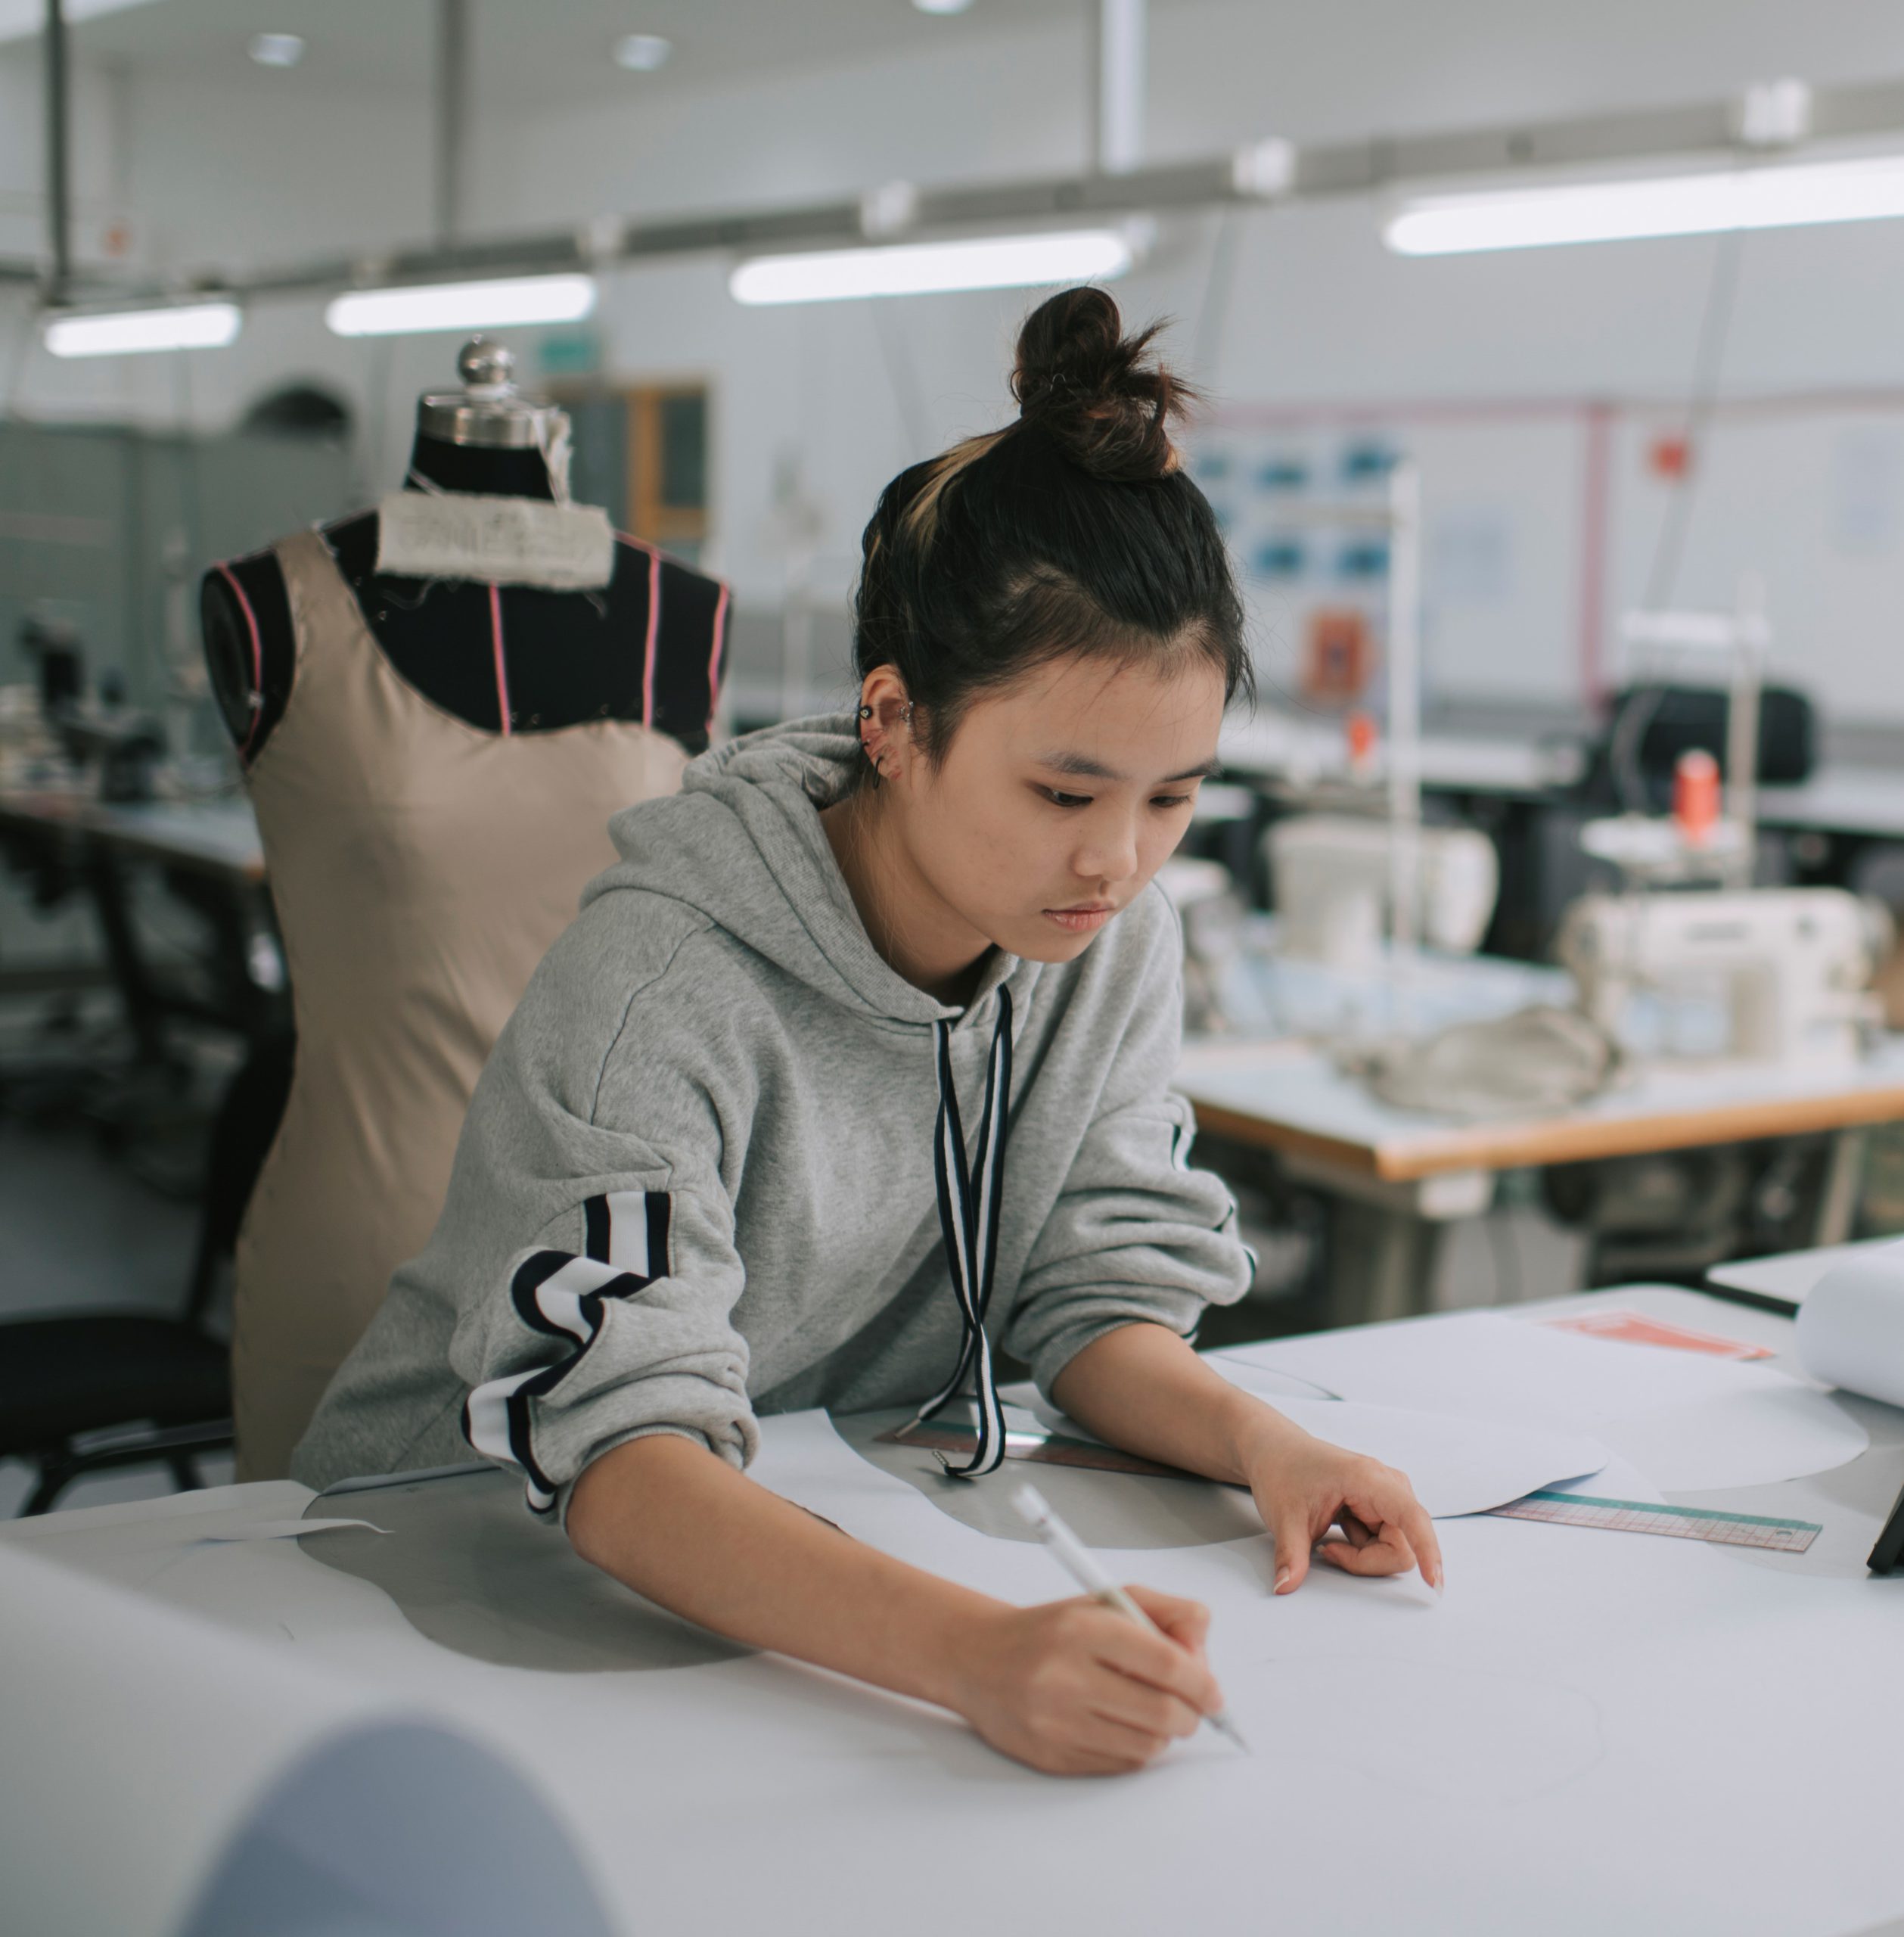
[292,715,1252,1513]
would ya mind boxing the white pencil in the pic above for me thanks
[1011,1482,1250,1754]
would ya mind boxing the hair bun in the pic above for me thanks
[1011,286,1191,483]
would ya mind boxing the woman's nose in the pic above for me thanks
[1075,819,1140,883]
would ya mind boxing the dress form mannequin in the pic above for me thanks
[201,340,726,1479]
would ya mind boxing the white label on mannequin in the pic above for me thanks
[376,490,617,591]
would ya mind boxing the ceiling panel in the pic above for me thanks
[57,0,1101,105]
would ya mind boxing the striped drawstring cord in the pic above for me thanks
[907,983,1014,1479]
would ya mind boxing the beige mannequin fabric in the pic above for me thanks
[234,529,689,1478]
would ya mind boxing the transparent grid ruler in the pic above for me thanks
[1486,1490,1821,1552]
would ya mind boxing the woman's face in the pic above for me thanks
[887,650,1226,968]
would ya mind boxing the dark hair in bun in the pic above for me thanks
[1011,284,1190,481]
[853,285,1248,778]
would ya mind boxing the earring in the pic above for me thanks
[858,704,873,720]
[902,701,915,727]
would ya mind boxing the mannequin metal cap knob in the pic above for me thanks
[458,337,514,390]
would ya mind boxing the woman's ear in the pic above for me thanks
[858,668,914,784]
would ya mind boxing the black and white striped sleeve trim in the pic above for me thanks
[462,1191,673,1517]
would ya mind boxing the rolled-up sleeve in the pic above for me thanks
[449,1150,754,1522]
[1004,931,1253,1399]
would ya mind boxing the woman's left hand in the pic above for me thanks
[1238,1419,1444,1597]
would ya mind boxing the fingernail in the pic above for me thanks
[1274,1565,1291,1593]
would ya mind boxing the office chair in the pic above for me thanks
[1,1034,292,1514]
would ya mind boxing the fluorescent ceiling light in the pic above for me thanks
[913,0,974,14]
[613,33,671,70]
[1387,153,1904,256]
[44,301,242,359]
[730,229,1134,305]
[325,275,597,337]
[248,32,305,67]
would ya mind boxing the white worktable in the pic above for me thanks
[1178,1031,1904,1185]
[3,1287,1901,1937]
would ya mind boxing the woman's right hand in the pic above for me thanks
[948,1587,1224,1774]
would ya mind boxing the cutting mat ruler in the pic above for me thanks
[1487,1490,1821,1552]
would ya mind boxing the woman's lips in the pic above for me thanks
[1045,903,1116,934]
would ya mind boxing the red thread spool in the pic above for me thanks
[1674,748,1721,844]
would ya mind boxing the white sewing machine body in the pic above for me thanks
[1267,813,1499,969]
[1558,886,1890,1069]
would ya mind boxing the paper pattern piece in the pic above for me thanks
[376,490,617,591]
[1223,1310,1867,1493]
[1542,1309,1773,1360]
[1207,1379,1610,1518]
[1797,1238,1904,1410]
[1027,1380,1609,1519]
[200,1518,389,1542]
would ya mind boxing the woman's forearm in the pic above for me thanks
[567,1432,1004,1708]
[1050,1320,1299,1481]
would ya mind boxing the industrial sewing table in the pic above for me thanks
[1177,939,1904,1323]
[0,788,272,1062]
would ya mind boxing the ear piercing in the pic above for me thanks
[858,704,873,720]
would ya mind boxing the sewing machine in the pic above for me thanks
[1266,813,1499,969]
[1557,886,1890,1068]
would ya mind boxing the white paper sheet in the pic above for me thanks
[1212,1381,1610,1516]
[1023,1377,1610,1518]
[1796,1237,1904,1410]
[1220,1310,1868,1492]
[0,1541,613,1937]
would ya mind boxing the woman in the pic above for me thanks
[296,287,1441,1776]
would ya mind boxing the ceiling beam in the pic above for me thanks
[34,71,1904,311]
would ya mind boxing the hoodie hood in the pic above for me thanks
[586,712,1033,1031]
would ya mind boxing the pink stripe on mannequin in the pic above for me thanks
[216,562,267,759]
[707,583,730,726]
[640,546,661,729]
[489,584,511,737]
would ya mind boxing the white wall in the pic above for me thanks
[6,0,1904,715]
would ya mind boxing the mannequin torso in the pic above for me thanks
[201,429,723,758]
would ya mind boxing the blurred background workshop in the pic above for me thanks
[9,0,1904,1516]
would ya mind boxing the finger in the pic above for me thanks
[1123,1585,1210,1653]
[1316,1524,1416,1577]
[1350,1477,1445,1591]
[1086,1676,1204,1743]
[1394,1494,1445,1591]
[1067,1712,1173,1770]
[1336,1509,1378,1549]
[1061,1696,1185,1774]
[1271,1507,1315,1593]
[1061,1749,1153,1777]
[1087,1610,1225,1718]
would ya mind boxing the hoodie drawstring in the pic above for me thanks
[910,984,1013,1478]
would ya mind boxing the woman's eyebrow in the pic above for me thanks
[1035,751,1222,783]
